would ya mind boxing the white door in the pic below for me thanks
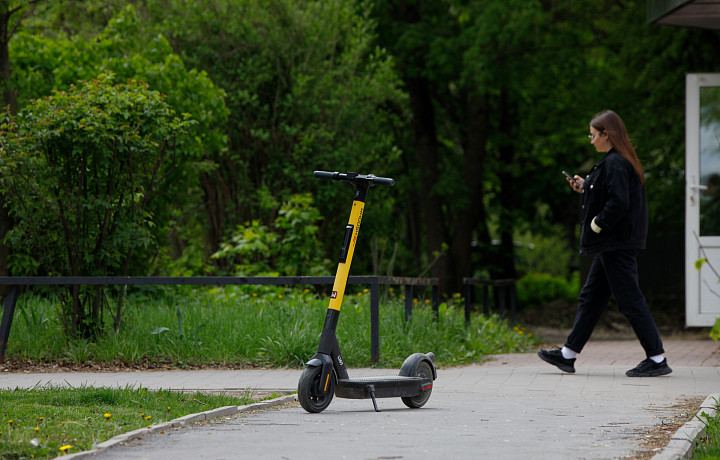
[686,73,720,327]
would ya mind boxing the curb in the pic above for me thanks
[59,393,298,459]
[652,393,719,460]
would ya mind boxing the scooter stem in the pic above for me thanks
[327,181,368,313]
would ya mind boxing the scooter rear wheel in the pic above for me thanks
[401,361,433,409]
[298,365,335,413]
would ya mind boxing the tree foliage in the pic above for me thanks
[137,0,407,260]
[6,4,228,272]
[0,74,196,338]
[2,0,719,314]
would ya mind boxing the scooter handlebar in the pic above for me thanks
[314,171,395,187]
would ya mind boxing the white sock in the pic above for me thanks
[649,355,665,364]
[561,347,577,359]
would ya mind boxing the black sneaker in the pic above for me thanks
[537,347,576,373]
[626,358,672,377]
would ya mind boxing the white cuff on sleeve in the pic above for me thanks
[591,217,602,234]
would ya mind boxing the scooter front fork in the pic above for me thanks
[306,309,349,394]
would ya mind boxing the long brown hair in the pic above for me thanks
[590,110,644,184]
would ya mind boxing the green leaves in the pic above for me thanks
[0,73,195,338]
[212,194,330,276]
[711,318,720,341]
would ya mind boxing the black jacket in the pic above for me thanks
[579,148,648,255]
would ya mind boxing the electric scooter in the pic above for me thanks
[297,171,437,413]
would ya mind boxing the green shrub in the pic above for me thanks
[0,74,196,340]
[516,272,579,309]
[514,227,575,279]
[211,194,331,276]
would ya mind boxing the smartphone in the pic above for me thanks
[562,171,579,187]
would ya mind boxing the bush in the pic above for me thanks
[211,194,331,276]
[514,227,575,279]
[0,74,196,339]
[516,272,579,309]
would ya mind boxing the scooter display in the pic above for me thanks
[298,171,437,413]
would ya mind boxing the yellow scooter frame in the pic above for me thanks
[298,171,436,413]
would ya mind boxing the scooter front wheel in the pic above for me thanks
[298,365,335,413]
[401,361,433,409]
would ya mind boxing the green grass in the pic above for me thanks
[0,384,260,459]
[4,286,538,368]
[692,397,720,459]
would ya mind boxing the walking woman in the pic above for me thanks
[538,110,671,377]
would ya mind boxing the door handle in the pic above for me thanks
[688,184,708,204]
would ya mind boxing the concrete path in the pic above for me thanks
[2,339,719,459]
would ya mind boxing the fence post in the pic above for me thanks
[370,277,380,363]
[404,284,413,321]
[509,283,517,323]
[0,286,19,362]
[463,280,472,324]
[483,285,490,316]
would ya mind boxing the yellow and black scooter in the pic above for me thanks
[298,171,437,413]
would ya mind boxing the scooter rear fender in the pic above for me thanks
[399,352,437,380]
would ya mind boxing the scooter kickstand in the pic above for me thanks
[366,384,381,412]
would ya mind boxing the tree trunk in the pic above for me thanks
[494,90,517,280]
[448,93,490,293]
[405,76,452,294]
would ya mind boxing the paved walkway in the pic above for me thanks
[2,339,719,459]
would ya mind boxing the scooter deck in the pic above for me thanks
[335,375,430,399]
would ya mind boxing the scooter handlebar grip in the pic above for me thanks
[370,176,395,187]
[314,170,338,180]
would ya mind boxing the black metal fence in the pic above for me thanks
[0,276,439,363]
[463,278,518,323]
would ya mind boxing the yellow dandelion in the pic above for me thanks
[252,293,258,297]
[277,294,282,299]
[363,288,369,293]
[104,413,112,419]
[34,426,39,432]
[59,445,72,452]
[8,420,12,425]
[145,415,151,421]
[424,299,431,304]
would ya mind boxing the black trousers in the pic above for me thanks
[565,249,665,358]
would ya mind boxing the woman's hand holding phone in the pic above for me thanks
[562,171,584,193]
